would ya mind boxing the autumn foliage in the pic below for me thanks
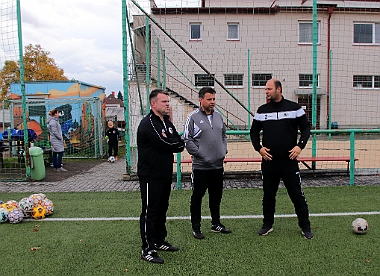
[0,44,68,100]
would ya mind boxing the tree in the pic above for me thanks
[0,44,68,100]
[117,91,123,101]
[0,60,19,100]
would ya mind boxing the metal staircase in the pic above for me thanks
[167,88,198,109]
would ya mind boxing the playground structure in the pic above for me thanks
[0,97,106,181]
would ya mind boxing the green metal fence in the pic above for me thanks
[175,129,380,189]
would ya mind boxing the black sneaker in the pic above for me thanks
[193,229,205,239]
[258,226,273,236]
[302,230,314,240]
[141,249,164,264]
[154,241,179,251]
[211,223,231,234]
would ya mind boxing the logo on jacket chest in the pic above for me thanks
[264,114,276,120]
[162,127,174,134]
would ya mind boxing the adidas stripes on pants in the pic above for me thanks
[139,176,172,251]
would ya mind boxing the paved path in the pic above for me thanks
[0,157,379,193]
[0,157,137,193]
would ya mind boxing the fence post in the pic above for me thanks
[176,152,182,189]
[349,131,355,186]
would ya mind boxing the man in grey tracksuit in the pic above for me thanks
[183,87,231,239]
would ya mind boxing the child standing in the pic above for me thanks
[105,121,120,160]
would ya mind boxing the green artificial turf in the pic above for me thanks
[0,186,379,275]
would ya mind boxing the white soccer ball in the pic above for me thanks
[18,197,34,217]
[108,156,115,163]
[41,198,54,216]
[8,208,24,224]
[352,218,368,234]
[29,193,47,207]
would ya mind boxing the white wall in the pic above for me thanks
[147,5,380,129]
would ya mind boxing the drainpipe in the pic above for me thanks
[327,7,334,129]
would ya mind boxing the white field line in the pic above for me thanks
[24,211,380,222]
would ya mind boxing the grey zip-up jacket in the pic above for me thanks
[183,108,227,170]
[47,115,64,152]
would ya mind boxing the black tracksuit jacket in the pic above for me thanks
[105,127,120,145]
[137,110,185,179]
[250,97,310,160]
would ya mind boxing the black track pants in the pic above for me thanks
[190,168,224,229]
[261,159,311,231]
[139,176,171,251]
[108,142,118,157]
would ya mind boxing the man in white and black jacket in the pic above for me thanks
[183,86,231,240]
[137,89,185,264]
[250,79,314,240]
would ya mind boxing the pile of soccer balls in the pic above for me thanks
[0,193,54,224]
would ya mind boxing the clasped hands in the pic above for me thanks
[259,145,302,161]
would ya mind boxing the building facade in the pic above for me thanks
[131,0,380,130]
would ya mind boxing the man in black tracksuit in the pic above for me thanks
[250,79,314,239]
[137,89,185,264]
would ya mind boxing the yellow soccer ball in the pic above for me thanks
[32,205,46,220]
[5,200,18,211]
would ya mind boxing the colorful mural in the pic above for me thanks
[10,80,106,100]
[9,81,105,155]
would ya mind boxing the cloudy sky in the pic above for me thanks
[20,0,125,95]
[7,0,198,95]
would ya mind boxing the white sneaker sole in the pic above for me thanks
[259,228,273,236]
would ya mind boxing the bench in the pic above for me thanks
[176,156,358,175]
[295,157,358,174]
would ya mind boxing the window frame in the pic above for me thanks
[195,74,215,87]
[299,74,319,88]
[353,22,380,45]
[224,73,244,88]
[227,23,239,41]
[190,23,201,40]
[252,73,272,87]
[298,21,320,45]
[353,75,380,89]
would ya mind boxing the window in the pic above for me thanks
[354,23,380,44]
[190,23,201,40]
[299,74,319,87]
[252,73,272,87]
[353,75,380,88]
[195,74,215,87]
[299,21,320,44]
[227,23,239,40]
[224,74,243,87]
